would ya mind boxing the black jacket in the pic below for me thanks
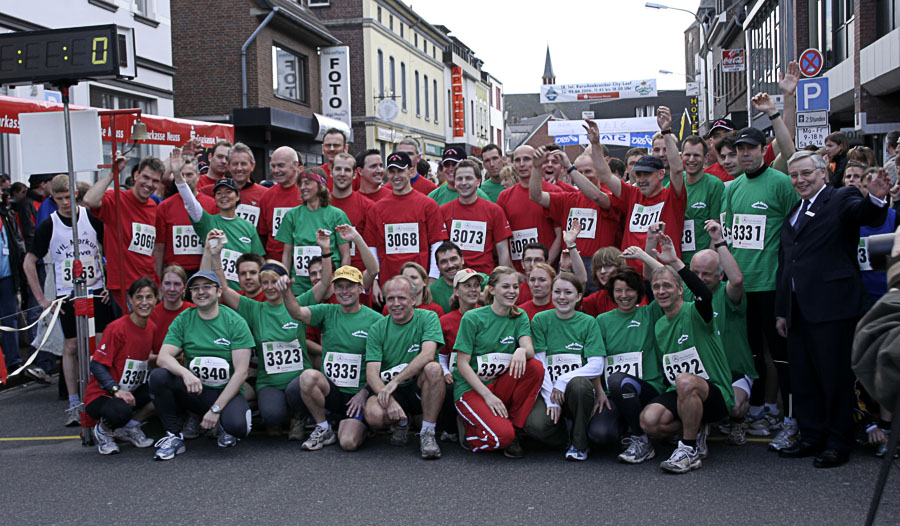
[0,204,27,293]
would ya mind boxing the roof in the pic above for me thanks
[543,46,555,80]
[506,111,568,150]
[504,93,596,122]
[257,0,341,45]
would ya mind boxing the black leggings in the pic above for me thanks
[746,290,790,414]
[606,372,659,436]
[85,384,151,430]
[149,368,251,438]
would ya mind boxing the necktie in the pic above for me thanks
[794,199,811,230]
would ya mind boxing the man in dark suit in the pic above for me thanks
[775,150,891,468]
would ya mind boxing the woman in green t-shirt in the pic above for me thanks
[524,273,604,461]
[208,228,332,438]
[453,267,543,458]
[589,267,666,465]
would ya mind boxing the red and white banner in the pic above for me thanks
[721,49,745,73]
[0,95,234,146]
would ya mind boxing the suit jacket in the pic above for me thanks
[775,185,887,325]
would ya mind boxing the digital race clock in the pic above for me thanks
[0,24,136,85]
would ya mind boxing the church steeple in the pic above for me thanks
[542,45,555,85]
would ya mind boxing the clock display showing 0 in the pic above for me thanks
[0,25,121,85]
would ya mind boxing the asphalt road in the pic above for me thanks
[2,379,899,526]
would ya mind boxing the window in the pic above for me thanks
[401,63,407,110]
[307,0,330,6]
[377,50,384,98]
[272,44,308,103]
[389,57,395,97]
[90,86,155,167]
[400,23,404,39]
[377,6,382,23]
[415,34,418,47]
[495,87,501,110]
[134,0,149,16]
[389,15,393,32]
[831,0,855,63]
[415,70,420,116]
[471,101,475,134]
[424,74,429,119]
[433,79,439,123]
[877,0,900,38]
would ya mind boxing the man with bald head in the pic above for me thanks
[259,146,302,260]
[497,144,564,272]
[686,220,756,445]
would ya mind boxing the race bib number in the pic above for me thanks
[629,202,664,233]
[129,223,156,256]
[272,207,291,237]
[547,353,583,383]
[450,220,487,252]
[293,245,322,277]
[385,223,419,255]
[604,351,643,380]
[509,228,539,261]
[172,225,203,255]
[681,219,696,252]
[220,249,240,283]
[476,353,512,381]
[235,204,260,227]
[858,238,872,271]
[261,340,304,375]
[59,256,101,290]
[380,362,408,383]
[731,214,765,250]
[567,208,597,239]
[720,211,732,244]
[449,351,457,372]
[119,359,149,392]
[662,347,709,384]
[323,352,362,388]
[189,356,231,387]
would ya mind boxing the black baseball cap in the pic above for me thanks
[733,127,766,147]
[213,177,240,193]
[28,173,54,186]
[386,152,412,170]
[707,118,735,137]
[441,147,465,165]
[632,155,666,173]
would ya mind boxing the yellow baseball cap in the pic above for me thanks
[332,265,363,284]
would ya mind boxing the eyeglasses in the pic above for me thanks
[188,284,218,294]
[790,169,821,178]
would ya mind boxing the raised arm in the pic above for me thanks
[562,222,587,286]
[705,220,743,304]
[335,224,379,290]
[171,149,203,223]
[752,92,795,171]
[658,107,684,196]
[83,152,126,209]
[779,61,800,142]
[582,119,621,198]
[205,229,241,310]
[529,146,552,209]
[311,228,335,303]
[275,275,313,325]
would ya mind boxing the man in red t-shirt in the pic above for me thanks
[440,159,512,273]
[497,145,564,272]
[356,149,392,202]
[258,146,301,260]
[397,138,437,195]
[703,118,736,183]
[156,153,217,274]
[365,152,447,285]
[319,128,349,192]
[579,109,686,275]
[330,152,376,273]
[196,141,231,189]
[200,142,266,228]
[530,146,621,293]
[83,154,162,312]
[540,144,578,192]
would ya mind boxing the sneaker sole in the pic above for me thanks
[154,445,186,460]
[565,454,588,461]
[660,459,701,473]
[421,450,442,459]
[93,427,120,455]
[302,435,337,451]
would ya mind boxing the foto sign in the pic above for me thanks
[796,110,828,128]
[320,46,351,127]
[798,78,830,112]
[796,126,830,148]
[540,79,657,103]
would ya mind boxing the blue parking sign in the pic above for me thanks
[797,78,830,112]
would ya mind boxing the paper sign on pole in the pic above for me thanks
[540,79,657,104]
[20,110,103,174]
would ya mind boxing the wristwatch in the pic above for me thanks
[320,252,334,259]
[714,241,728,249]
[661,129,673,135]
[567,165,577,174]
[210,405,222,415]
[567,244,577,251]
[109,384,120,394]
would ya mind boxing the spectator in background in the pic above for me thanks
[9,182,28,203]
[824,131,850,188]
[15,173,52,251]
[499,165,519,189]
[885,130,900,184]
[847,145,878,168]
[0,189,26,372]
[609,158,627,180]
[0,173,10,191]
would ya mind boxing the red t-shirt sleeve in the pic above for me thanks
[93,322,123,368]
[490,202,513,241]
[423,199,448,245]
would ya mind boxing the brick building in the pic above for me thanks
[171,0,342,179]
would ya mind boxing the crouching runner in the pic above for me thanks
[85,277,158,455]
[149,270,255,460]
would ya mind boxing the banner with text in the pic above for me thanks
[540,79,657,103]
[320,46,352,128]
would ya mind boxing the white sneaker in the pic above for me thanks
[618,435,655,464]
[64,405,81,427]
[420,429,441,459]
[93,424,120,455]
[301,425,336,451]
[660,441,702,474]
[114,424,154,448]
[153,432,186,461]
[565,445,589,461]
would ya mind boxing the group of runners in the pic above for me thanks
[19,61,899,473]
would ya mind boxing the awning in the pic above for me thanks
[0,95,234,146]
[232,107,351,142]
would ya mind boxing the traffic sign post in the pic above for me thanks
[797,78,830,112]
[799,48,824,77]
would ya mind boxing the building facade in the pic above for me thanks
[486,73,504,150]
[313,0,449,162]
[0,0,176,180]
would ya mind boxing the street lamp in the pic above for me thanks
[646,2,711,134]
